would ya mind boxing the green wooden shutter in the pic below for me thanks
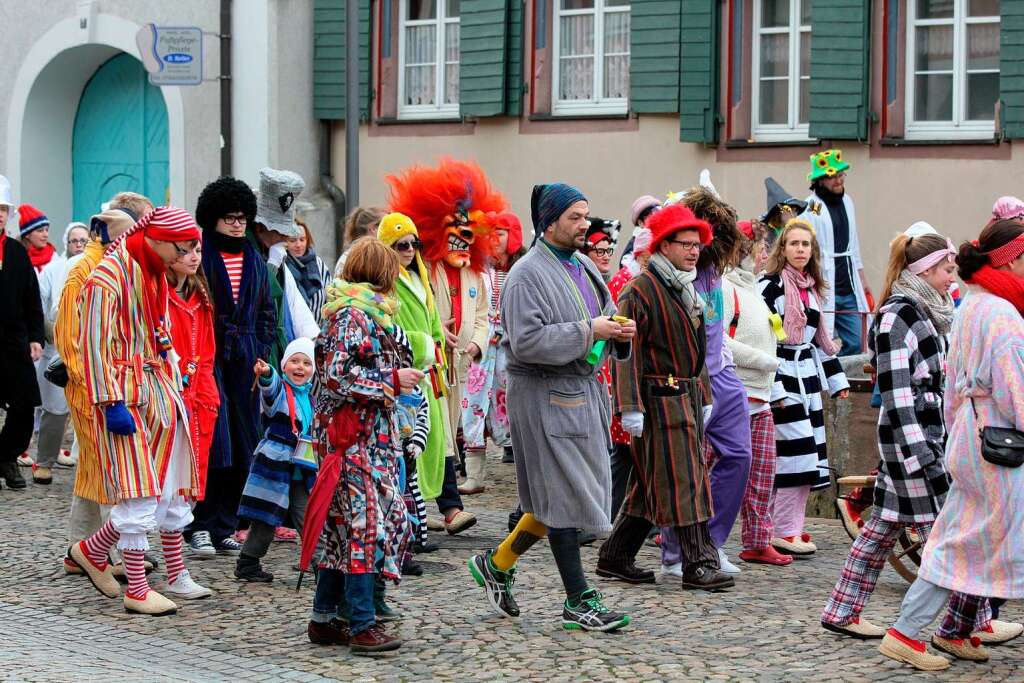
[807,0,870,140]
[630,0,682,113]
[506,0,525,115]
[461,0,509,116]
[679,0,719,142]
[313,0,371,121]
[1000,0,1024,138]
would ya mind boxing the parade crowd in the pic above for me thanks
[1,149,1023,670]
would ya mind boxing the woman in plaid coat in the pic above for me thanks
[821,229,992,642]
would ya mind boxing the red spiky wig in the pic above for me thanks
[385,158,508,273]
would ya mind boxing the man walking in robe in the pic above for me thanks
[596,203,734,591]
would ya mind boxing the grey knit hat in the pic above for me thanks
[255,167,305,237]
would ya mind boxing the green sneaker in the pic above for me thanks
[562,588,631,632]
[468,551,520,617]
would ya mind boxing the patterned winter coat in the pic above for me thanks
[870,295,950,523]
[314,306,409,579]
[78,241,198,502]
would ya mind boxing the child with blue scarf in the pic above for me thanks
[235,338,319,582]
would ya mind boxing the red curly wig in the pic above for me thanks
[385,158,508,273]
[646,204,713,255]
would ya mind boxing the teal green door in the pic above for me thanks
[72,53,169,221]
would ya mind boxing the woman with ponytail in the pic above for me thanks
[822,228,993,643]
[758,218,849,557]
[878,219,1024,671]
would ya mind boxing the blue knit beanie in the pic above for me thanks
[530,183,587,244]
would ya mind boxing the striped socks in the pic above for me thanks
[82,520,119,569]
[122,549,151,600]
[161,532,186,585]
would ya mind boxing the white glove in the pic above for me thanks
[407,445,423,459]
[621,411,644,437]
[702,403,713,426]
[267,241,288,268]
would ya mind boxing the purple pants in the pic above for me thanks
[662,368,751,563]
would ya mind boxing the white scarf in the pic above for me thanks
[649,252,703,316]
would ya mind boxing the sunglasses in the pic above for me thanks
[394,239,422,252]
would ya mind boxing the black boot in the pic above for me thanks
[0,462,26,490]
[234,553,274,582]
[501,446,514,464]
[373,577,401,621]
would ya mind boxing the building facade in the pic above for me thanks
[317,0,1024,290]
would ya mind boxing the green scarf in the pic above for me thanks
[322,279,398,332]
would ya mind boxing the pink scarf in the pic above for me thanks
[780,264,839,356]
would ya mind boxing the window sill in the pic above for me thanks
[368,118,476,138]
[879,136,1002,147]
[724,138,820,149]
[529,112,632,122]
[376,116,465,125]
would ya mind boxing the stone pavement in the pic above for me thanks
[1,452,1022,682]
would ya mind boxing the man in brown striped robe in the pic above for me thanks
[596,203,734,591]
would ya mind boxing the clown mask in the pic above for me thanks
[443,208,478,268]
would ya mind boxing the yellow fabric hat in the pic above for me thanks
[377,212,418,246]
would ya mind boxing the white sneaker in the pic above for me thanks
[56,450,76,468]
[165,570,213,600]
[661,562,683,578]
[188,531,216,558]
[17,453,34,467]
[718,548,742,575]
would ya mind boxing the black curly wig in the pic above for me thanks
[195,176,257,231]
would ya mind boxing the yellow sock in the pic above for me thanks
[491,513,548,572]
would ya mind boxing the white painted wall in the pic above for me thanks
[231,0,270,189]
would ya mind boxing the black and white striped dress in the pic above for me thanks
[758,274,849,490]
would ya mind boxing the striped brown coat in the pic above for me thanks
[614,269,713,527]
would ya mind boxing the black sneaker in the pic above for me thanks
[468,551,520,618]
[234,555,274,582]
[562,588,631,632]
[0,462,26,490]
[501,447,514,464]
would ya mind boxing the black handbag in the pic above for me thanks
[44,357,69,388]
[972,398,1024,468]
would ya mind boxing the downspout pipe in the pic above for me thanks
[220,0,232,176]
[320,120,347,259]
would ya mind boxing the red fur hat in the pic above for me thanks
[646,204,712,254]
[385,158,507,272]
[485,211,523,255]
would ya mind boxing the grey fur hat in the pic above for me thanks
[255,167,305,237]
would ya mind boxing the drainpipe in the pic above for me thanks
[220,0,233,176]
[320,120,347,258]
[345,0,360,209]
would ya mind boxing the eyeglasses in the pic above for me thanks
[589,247,614,257]
[221,214,248,226]
[394,239,422,252]
[68,238,89,247]
[669,240,703,252]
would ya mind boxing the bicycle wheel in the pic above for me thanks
[888,526,922,583]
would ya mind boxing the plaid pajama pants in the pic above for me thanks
[741,409,776,551]
[822,516,992,634]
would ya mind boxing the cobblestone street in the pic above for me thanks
[1,451,1022,682]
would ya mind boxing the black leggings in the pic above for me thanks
[548,527,588,602]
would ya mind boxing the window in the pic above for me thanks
[751,0,811,141]
[552,0,630,116]
[906,0,999,139]
[398,0,460,119]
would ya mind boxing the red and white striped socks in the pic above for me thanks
[160,531,186,585]
[122,549,151,600]
[82,520,119,569]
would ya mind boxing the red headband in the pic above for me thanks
[136,206,201,243]
[986,233,1024,268]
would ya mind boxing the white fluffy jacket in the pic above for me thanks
[722,267,782,403]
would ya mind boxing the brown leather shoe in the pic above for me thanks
[350,624,402,654]
[307,619,350,645]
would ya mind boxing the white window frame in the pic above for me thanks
[905,0,999,140]
[551,0,630,116]
[751,0,811,142]
[398,0,460,120]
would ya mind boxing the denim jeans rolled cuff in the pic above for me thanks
[311,568,350,623]
[344,572,377,635]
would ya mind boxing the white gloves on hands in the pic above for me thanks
[407,445,423,459]
[621,411,644,437]
[267,242,288,268]
[702,403,713,426]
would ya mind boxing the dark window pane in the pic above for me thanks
[760,79,788,124]
[761,0,789,28]
[914,73,953,121]
[561,0,596,9]
[446,0,460,16]
[917,0,954,19]
[916,25,954,71]
[760,33,789,77]
[968,0,999,16]
[799,0,811,24]
[407,0,437,20]
[966,71,999,119]
[799,78,809,124]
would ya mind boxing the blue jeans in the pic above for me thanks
[311,569,376,635]
[833,292,863,357]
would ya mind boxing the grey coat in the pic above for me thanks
[501,243,629,532]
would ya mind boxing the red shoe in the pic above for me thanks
[274,526,299,542]
[233,529,249,543]
[739,546,794,566]
[350,624,402,654]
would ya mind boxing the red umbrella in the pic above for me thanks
[297,404,363,578]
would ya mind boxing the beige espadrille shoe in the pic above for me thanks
[973,619,1024,645]
[879,630,950,671]
[931,635,989,662]
[68,542,120,598]
[124,590,178,616]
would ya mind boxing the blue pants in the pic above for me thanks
[833,292,862,357]
[311,569,376,635]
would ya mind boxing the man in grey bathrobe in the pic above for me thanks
[467,182,636,632]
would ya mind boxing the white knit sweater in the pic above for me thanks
[721,267,781,403]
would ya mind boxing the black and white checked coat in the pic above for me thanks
[870,295,950,523]
[759,274,849,490]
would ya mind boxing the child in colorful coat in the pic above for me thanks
[235,338,319,582]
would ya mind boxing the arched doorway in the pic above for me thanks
[72,53,169,221]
